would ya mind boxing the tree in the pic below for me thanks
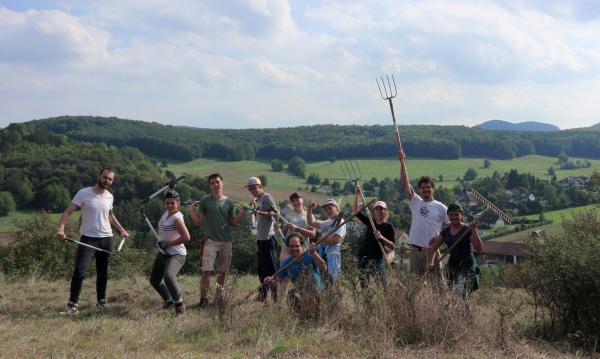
[483,159,492,169]
[558,154,568,163]
[287,156,306,178]
[438,175,444,182]
[329,156,337,164]
[547,166,555,176]
[306,173,321,185]
[0,191,16,216]
[258,175,268,187]
[271,159,283,172]
[160,160,168,167]
[464,168,478,181]
[37,183,71,212]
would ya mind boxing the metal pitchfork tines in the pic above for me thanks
[339,159,362,185]
[376,74,403,150]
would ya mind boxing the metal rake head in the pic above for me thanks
[339,159,362,184]
[470,188,513,224]
[376,74,397,100]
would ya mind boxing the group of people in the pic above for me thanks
[55,148,483,316]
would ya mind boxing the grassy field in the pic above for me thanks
[0,210,75,233]
[0,274,583,358]
[167,155,600,194]
[523,204,600,222]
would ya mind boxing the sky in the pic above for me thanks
[1,0,600,130]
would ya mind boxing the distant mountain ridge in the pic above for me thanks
[476,119,560,132]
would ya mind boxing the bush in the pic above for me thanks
[0,191,16,216]
[520,210,600,349]
[271,159,283,172]
[1,212,153,280]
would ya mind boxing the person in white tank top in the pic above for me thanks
[150,190,190,316]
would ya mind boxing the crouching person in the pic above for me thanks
[263,233,326,319]
[150,191,191,316]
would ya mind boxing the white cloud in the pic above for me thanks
[1,1,600,129]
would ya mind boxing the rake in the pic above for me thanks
[376,74,403,150]
[437,189,513,264]
[338,159,391,267]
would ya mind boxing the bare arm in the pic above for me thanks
[187,204,203,227]
[398,149,414,201]
[306,201,321,229]
[469,222,483,252]
[309,243,327,273]
[230,206,246,226]
[165,218,191,247]
[427,235,444,268]
[375,231,395,250]
[56,202,79,240]
[323,234,342,245]
[109,210,129,237]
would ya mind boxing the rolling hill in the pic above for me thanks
[475,119,560,132]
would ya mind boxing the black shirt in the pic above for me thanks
[356,212,396,260]
[440,225,473,260]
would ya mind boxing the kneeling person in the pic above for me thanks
[264,233,327,312]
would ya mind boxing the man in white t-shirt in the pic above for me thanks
[398,150,449,275]
[56,168,129,315]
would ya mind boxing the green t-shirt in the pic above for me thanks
[198,194,236,242]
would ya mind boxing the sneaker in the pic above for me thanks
[60,302,79,315]
[197,297,209,308]
[162,301,174,309]
[175,303,185,316]
[96,300,111,311]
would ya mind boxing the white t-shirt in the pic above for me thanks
[319,218,346,245]
[72,187,113,238]
[407,194,449,248]
[158,211,187,256]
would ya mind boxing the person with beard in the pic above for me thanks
[56,168,129,315]
[278,192,315,262]
[398,150,449,276]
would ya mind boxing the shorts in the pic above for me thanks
[202,239,233,273]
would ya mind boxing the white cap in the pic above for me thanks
[321,199,338,208]
[245,177,262,187]
[373,201,387,209]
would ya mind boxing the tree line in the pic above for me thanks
[28,116,600,162]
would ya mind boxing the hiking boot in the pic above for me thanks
[60,302,79,315]
[96,299,111,311]
[175,303,185,316]
[162,301,174,310]
[197,297,209,308]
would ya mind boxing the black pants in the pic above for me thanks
[69,235,113,303]
[150,253,186,304]
[257,236,277,297]
[357,257,387,290]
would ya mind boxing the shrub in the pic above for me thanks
[520,210,600,349]
[0,191,16,216]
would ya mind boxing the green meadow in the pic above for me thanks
[168,155,600,190]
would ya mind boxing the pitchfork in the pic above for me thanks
[339,160,391,267]
[376,74,403,150]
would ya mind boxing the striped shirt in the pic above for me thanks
[158,211,186,256]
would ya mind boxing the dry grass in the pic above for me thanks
[0,272,589,358]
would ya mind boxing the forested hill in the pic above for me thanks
[28,116,600,161]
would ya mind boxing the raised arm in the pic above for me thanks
[56,202,79,241]
[469,221,483,252]
[187,204,203,227]
[398,149,415,201]
[308,242,327,274]
[306,201,321,229]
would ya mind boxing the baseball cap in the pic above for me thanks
[164,190,180,199]
[245,177,262,187]
[373,201,387,209]
[321,199,338,208]
[447,203,463,213]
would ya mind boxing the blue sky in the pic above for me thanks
[1,0,600,129]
